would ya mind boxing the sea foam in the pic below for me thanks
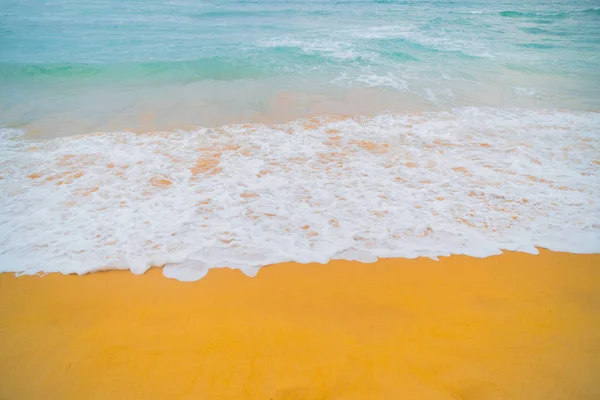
[1,108,599,280]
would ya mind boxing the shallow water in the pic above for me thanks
[1,0,599,279]
[2,0,599,135]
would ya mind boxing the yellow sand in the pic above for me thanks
[1,250,599,400]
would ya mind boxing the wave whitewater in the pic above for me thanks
[1,108,599,280]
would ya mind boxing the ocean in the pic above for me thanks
[1,0,599,280]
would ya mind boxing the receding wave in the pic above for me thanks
[1,108,598,281]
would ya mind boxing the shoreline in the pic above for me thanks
[3,107,599,280]
[1,250,599,399]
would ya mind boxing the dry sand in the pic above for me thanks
[1,250,599,399]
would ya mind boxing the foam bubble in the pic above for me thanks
[261,38,377,62]
[350,25,496,59]
[332,71,409,91]
[512,86,542,99]
[1,108,599,280]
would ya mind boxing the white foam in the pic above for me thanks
[512,86,542,99]
[261,38,378,62]
[332,71,409,91]
[1,108,599,280]
[349,25,496,59]
[456,10,484,15]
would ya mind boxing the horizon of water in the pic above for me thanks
[1,0,599,280]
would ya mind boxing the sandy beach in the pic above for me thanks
[2,1,599,399]
[1,250,599,400]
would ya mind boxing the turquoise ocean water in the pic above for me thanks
[2,0,599,134]
[1,1,599,280]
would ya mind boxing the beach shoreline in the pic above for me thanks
[1,249,599,399]
[2,1,599,398]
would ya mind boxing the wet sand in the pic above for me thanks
[1,250,599,399]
